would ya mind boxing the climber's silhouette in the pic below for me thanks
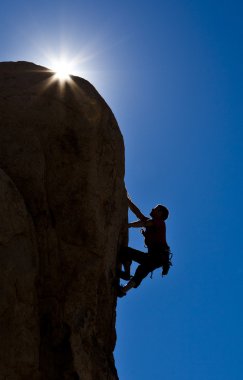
[118,195,172,297]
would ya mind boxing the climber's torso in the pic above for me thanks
[142,218,168,251]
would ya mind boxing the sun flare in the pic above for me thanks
[51,59,73,81]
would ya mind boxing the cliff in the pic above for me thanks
[0,61,127,380]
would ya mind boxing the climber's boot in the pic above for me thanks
[117,279,136,298]
[117,285,127,298]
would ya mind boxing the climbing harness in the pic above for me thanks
[150,249,173,279]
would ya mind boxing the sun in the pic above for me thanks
[51,58,73,81]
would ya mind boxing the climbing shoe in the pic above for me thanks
[117,285,126,298]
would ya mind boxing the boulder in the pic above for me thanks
[0,61,127,379]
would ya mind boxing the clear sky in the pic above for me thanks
[1,1,243,379]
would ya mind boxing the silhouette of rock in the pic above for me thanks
[0,61,127,380]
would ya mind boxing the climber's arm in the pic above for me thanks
[127,195,147,221]
[128,219,153,228]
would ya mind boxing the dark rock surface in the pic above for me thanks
[0,61,127,380]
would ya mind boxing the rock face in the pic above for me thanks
[0,61,127,380]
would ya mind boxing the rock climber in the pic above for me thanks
[118,194,172,297]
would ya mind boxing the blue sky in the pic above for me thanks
[1,1,243,379]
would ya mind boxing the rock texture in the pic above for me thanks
[0,61,127,380]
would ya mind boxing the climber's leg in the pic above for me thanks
[117,256,163,297]
[132,263,151,288]
[117,279,136,297]
[118,261,156,297]
[124,247,147,264]
[118,247,147,280]
[132,255,163,287]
